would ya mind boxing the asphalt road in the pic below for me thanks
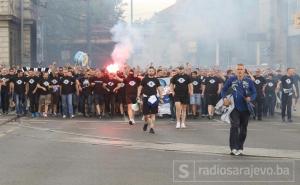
[0,115,299,185]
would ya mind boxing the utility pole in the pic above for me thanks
[20,0,24,65]
[131,0,133,24]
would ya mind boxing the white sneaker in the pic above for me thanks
[132,119,136,124]
[181,123,186,128]
[43,113,47,118]
[238,150,243,155]
[71,115,75,118]
[231,149,240,156]
[63,115,67,119]
[176,122,181,129]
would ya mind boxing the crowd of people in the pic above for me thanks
[0,63,299,134]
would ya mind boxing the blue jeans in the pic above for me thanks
[62,94,73,116]
[15,93,26,115]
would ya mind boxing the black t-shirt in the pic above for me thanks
[60,76,75,95]
[0,75,11,91]
[281,75,294,90]
[191,77,202,94]
[105,78,119,93]
[141,76,160,96]
[116,80,125,95]
[39,78,51,95]
[124,76,141,95]
[170,74,191,96]
[204,76,221,94]
[254,76,266,95]
[50,76,60,93]
[11,76,27,94]
[92,77,106,95]
[78,77,92,94]
[27,76,39,94]
[265,79,276,95]
[274,74,282,83]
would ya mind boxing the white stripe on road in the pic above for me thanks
[280,129,299,132]
[17,124,300,159]
[77,128,97,130]
[112,128,131,130]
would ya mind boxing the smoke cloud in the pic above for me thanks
[111,0,268,68]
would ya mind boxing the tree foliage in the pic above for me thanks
[42,0,124,42]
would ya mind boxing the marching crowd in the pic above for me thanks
[0,64,299,135]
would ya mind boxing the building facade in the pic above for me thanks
[0,0,37,67]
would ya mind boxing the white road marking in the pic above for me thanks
[77,128,98,130]
[280,129,299,132]
[18,124,300,159]
[112,128,131,130]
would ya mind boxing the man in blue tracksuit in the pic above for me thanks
[221,64,257,156]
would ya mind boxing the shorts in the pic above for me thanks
[39,94,51,105]
[142,97,158,115]
[94,94,104,105]
[116,93,126,104]
[174,94,190,105]
[190,93,201,105]
[126,94,137,104]
[205,94,218,106]
[52,92,60,105]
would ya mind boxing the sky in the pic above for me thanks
[122,0,176,22]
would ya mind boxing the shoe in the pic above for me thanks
[63,115,67,119]
[258,117,262,121]
[176,122,181,129]
[282,117,286,122]
[36,112,41,117]
[31,113,35,118]
[129,120,133,125]
[149,128,155,134]
[230,149,240,156]
[71,115,75,118]
[181,123,186,129]
[288,119,293,123]
[143,124,148,131]
[238,150,244,155]
[97,115,102,119]
[43,113,47,118]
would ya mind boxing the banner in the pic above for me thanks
[158,77,171,116]
[74,51,89,67]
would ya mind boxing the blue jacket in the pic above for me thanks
[221,76,257,112]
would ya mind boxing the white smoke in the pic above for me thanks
[110,0,260,69]
[110,21,143,67]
